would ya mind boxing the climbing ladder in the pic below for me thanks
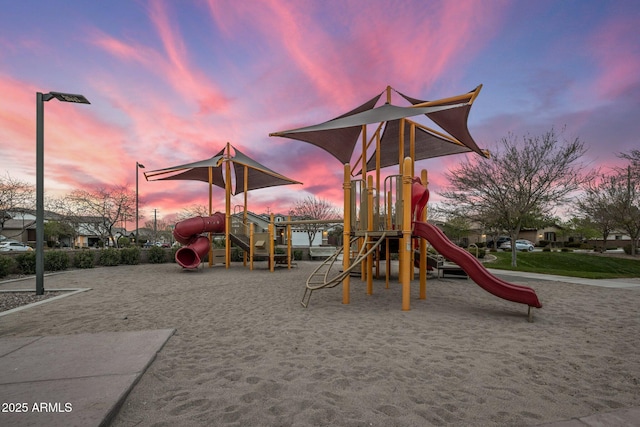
[301,232,387,308]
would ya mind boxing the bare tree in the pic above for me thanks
[576,174,619,251]
[578,151,640,255]
[440,128,591,266]
[0,173,34,232]
[291,196,340,247]
[619,149,640,174]
[609,166,640,255]
[144,217,173,244]
[66,186,135,247]
[176,204,211,221]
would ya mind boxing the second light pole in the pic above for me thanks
[136,162,145,246]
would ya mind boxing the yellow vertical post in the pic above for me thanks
[398,119,405,175]
[287,216,292,269]
[249,222,255,271]
[410,123,416,280]
[366,175,374,295]
[225,143,232,268]
[401,157,413,311]
[208,166,214,268]
[385,238,390,288]
[419,169,428,300]
[375,129,381,280]
[243,166,248,267]
[397,119,405,283]
[361,125,367,179]
[342,163,351,305]
[409,123,416,176]
[269,214,275,272]
[386,190,392,288]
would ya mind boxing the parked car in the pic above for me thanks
[0,241,34,252]
[486,236,510,248]
[500,239,535,252]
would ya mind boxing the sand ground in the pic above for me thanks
[1,261,639,426]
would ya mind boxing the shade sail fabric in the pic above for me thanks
[363,119,474,173]
[144,145,301,195]
[397,87,487,158]
[144,149,226,187]
[230,147,302,194]
[270,86,488,167]
[269,93,382,164]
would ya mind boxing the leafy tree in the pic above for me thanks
[440,128,591,266]
[560,216,599,246]
[290,196,340,247]
[441,213,472,247]
[43,220,75,247]
[0,173,34,232]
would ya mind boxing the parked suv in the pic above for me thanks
[486,236,509,249]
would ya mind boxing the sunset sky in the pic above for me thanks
[1,0,638,225]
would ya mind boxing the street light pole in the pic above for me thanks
[36,91,90,295]
[136,162,145,246]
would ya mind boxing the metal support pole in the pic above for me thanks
[136,162,145,245]
[35,92,50,295]
[35,91,89,295]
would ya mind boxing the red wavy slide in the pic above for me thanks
[173,213,225,269]
[413,221,542,308]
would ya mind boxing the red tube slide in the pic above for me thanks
[173,213,225,269]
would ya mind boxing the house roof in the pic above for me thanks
[2,219,36,230]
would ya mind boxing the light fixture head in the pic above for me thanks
[49,92,90,104]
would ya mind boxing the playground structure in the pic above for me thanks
[144,84,543,319]
[271,85,542,319]
[146,143,302,271]
[172,212,285,270]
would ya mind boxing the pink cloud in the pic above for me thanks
[257,2,502,108]
[89,8,230,117]
[589,15,640,100]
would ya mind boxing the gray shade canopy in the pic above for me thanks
[270,85,489,169]
[144,145,301,195]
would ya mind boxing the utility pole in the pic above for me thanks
[154,208,158,244]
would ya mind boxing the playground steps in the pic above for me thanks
[229,233,251,252]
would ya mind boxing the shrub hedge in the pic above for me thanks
[73,250,95,269]
[99,248,120,266]
[0,256,15,278]
[148,246,167,263]
[44,251,70,271]
[15,252,36,274]
[119,247,141,265]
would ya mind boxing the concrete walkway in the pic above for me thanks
[487,268,640,289]
[0,329,174,427]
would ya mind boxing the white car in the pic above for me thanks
[499,239,534,252]
[0,241,34,252]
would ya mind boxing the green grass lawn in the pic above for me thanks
[486,251,640,279]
